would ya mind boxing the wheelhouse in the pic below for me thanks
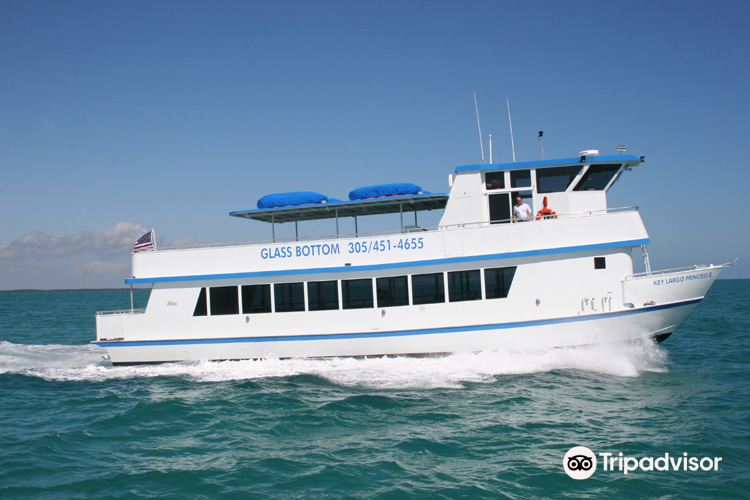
[440,151,644,227]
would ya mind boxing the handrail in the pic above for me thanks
[624,262,731,280]
[438,206,638,232]
[146,206,640,253]
[96,308,146,316]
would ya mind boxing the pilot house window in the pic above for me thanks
[510,170,531,188]
[485,171,505,190]
[574,164,621,191]
[536,166,581,193]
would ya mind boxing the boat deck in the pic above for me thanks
[149,206,640,254]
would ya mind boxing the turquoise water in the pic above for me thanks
[1,282,749,498]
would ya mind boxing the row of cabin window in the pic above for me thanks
[484,164,621,193]
[193,267,516,317]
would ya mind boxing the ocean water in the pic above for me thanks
[1,282,748,498]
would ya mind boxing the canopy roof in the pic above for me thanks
[455,154,643,174]
[230,192,448,223]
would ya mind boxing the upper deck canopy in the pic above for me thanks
[230,192,449,223]
[454,154,643,174]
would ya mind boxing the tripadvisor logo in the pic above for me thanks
[563,446,723,479]
[563,446,597,480]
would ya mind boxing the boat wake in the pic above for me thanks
[0,340,668,388]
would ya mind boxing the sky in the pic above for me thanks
[0,0,748,289]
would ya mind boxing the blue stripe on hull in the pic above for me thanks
[96,297,699,348]
[124,238,650,284]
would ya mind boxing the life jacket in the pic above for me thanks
[536,208,557,220]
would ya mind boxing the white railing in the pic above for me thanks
[96,308,146,316]
[146,206,640,253]
[438,206,638,232]
[625,263,728,280]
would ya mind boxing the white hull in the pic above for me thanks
[102,301,694,365]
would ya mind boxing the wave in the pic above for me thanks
[0,340,668,388]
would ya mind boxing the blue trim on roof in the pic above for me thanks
[229,192,447,218]
[455,154,641,174]
[124,238,649,284]
[95,298,699,348]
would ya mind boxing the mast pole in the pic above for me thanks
[506,97,516,162]
[538,130,544,159]
[473,92,486,163]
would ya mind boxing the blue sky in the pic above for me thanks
[1,0,748,288]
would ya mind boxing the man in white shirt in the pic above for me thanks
[513,195,533,222]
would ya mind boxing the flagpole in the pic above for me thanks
[152,228,157,250]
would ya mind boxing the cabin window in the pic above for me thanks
[536,166,581,193]
[510,170,531,188]
[307,280,339,311]
[448,270,482,302]
[484,267,516,299]
[376,276,409,307]
[411,272,445,305]
[485,171,505,190]
[594,257,606,270]
[342,278,374,309]
[574,164,621,191]
[274,282,305,312]
[241,284,271,314]
[193,287,207,316]
[209,286,239,315]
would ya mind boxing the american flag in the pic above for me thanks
[133,230,155,252]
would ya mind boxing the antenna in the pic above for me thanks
[489,133,494,163]
[506,97,516,162]
[538,130,544,159]
[473,92,485,163]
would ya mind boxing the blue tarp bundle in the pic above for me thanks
[348,183,423,201]
[257,192,329,209]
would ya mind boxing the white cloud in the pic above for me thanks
[0,221,148,260]
[0,222,191,289]
[75,259,130,275]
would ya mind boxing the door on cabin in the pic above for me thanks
[488,193,511,224]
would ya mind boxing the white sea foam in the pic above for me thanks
[0,340,668,388]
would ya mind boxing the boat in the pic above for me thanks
[95,149,729,365]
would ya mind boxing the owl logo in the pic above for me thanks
[563,446,597,479]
